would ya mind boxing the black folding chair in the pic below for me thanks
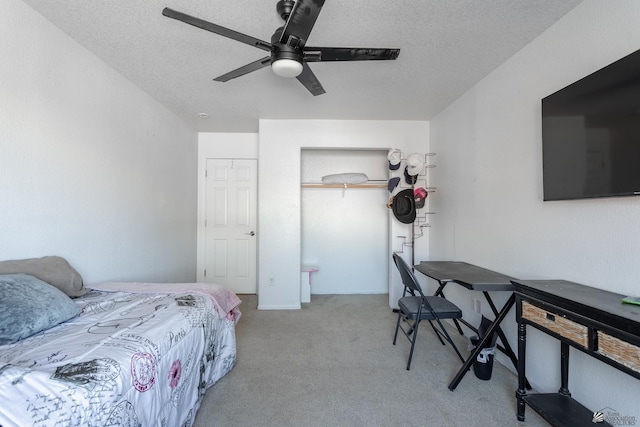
[392,253,465,370]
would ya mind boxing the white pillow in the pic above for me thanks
[321,173,369,184]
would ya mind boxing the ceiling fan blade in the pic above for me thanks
[214,56,272,82]
[296,62,325,96]
[279,0,325,48]
[162,7,272,52]
[304,47,400,62]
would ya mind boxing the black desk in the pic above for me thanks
[414,261,523,391]
[513,279,640,426]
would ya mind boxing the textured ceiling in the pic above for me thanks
[21,0,583,132]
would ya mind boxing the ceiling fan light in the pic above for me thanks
[272,58,303,78]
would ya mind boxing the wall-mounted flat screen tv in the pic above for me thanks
[542,48,640,201]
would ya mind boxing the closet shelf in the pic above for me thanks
[301,183,386,189]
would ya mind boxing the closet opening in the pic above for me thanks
[301,149,390,299]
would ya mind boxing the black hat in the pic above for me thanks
[404,166,418,185]
[392,189,416,224]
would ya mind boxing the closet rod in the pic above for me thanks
[300,183,387,189]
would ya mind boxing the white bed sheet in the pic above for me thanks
[0,285,239,427]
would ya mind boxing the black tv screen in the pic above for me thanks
[542,48,640,201]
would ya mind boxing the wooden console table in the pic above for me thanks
[513,279,640,426]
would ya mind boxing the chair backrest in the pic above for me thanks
[392,253,426,298]
[393,253,440,317]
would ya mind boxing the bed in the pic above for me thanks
[0,257,241,427]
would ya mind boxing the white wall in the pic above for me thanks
[430,0,640,418]
[0,0,198,284]
[258,120,429,309]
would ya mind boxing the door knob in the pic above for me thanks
[246,231,255,236]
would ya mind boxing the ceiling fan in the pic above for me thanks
[162,0,400,96]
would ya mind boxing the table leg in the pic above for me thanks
[516,321,527,421]
[435,282,465,335]
[559,341,571,396]
[483,292,531,390]
[448,293,516,391]
[434,282,447,297]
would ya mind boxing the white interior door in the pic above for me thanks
[204,159,257,294]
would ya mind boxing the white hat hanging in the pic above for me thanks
[387,149,401,170]
[406,153,425,176]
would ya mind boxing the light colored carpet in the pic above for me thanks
[194,294,548,426]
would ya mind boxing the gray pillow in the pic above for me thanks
[0,256,86,297]
[0,273,81,345]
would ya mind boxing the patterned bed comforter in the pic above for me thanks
[0,284,240,427]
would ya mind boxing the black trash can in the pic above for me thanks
[473,347,495,380]
[471,316,499,380]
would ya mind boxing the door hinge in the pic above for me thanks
[204,269,206,277]
[205,169,208,178]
